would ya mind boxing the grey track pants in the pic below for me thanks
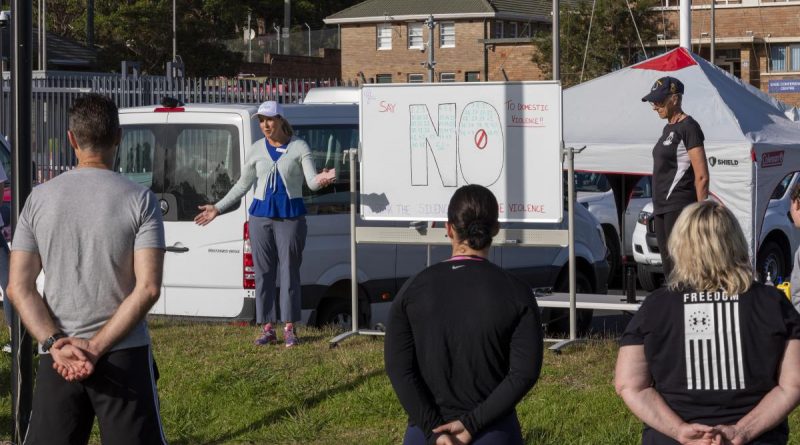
[248,215,307,324]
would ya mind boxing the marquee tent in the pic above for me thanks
[564,47,800,262]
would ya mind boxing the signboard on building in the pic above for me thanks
[768,79,800,94]
[359,82,563,223]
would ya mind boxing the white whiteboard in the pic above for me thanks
[359,82,563,223]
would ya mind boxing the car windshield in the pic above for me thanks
[770,172,796,200]
[575,172,611,192]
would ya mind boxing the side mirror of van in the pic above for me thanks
[631,186,644,198]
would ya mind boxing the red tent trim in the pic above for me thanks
[632,47,697,71]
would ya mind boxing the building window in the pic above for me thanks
[769,44,800,72]
[376,74,393,83]
[519,22,531,38]
[506,22,518,38]
[771,46,786,72]
[792,45,800,72]
[440,22,455,47]
[408,73,425,83]
[493,21,503,39]
[377,24,392,50]
[465,72,480,82]
[440,72,456,82]
[408,23,423,49]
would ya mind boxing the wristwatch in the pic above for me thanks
[41,332,67,353]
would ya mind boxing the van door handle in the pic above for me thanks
[165,246,189,253]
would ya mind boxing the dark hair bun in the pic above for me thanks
[466,222,491,250]
[447,184,499,251]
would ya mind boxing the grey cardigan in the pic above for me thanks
[215,136,322,212]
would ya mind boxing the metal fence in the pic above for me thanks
[0,71,352,181]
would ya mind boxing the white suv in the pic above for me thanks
[632,172,800,290]
[577,173,652,282]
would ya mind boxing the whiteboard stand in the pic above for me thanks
[330,148,385,348]
[329,147,582,348]
[549,144,586,354]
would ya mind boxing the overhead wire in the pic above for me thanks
[580,0,599,82]
[624,0,648,58]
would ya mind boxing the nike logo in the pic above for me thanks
[452,265,465,270]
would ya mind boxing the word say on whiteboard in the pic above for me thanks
[360,82,563,223]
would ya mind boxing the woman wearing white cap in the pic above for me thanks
[194,100,333,347]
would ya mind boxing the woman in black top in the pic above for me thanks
[642,76,709,277]
[615,201,800,445]
[385,184,543,445]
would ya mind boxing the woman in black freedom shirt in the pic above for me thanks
[642,76,709,278]
[615,201,800,445]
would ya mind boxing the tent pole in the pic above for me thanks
[680,0,691,50]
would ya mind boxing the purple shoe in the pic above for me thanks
[284,325,299,348]
[254,325,277,345]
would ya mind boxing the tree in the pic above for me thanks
[42,0,363,76]
[532,0,669,87]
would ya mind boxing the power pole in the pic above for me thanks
[553,0,559,80]
[424,15,436,82]
[10,0,33,441]
[86,0,93,46]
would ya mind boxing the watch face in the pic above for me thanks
[43,332,66,352]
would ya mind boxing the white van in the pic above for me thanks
[116,99,609,330]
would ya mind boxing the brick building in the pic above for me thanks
[323,0,552,83]
[655,0,800,106]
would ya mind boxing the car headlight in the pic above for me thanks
[637,211,652,225]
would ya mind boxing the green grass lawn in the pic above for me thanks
[0,318,799,444]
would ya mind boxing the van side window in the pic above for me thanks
[293,125,359,214]
[117,126,156,188]
[167,126,241,220]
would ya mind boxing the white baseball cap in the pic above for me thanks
[254,100,283,118]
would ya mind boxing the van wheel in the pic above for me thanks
[542,271,594,336]
[316,299,353,332]
[603,226,621,286]
[757,240,786,283]
[637,264,662,292]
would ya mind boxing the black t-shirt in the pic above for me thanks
[621,283,800,444]
[652,115,705,215]
[384,256,543,445]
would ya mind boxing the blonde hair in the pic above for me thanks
[668,201,752,295]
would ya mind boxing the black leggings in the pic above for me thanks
[653,210,682,279]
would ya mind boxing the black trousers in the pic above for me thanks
[24,345,167,445]
[653,210,682,279]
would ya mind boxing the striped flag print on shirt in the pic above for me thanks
[683,292,745,391]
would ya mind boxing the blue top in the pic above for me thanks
[248,140,307,218]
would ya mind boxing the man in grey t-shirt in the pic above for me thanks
[7,94,168,445]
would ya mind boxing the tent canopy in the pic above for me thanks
[564,47,800,256]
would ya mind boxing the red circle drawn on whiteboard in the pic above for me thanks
[474,129,488,149]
